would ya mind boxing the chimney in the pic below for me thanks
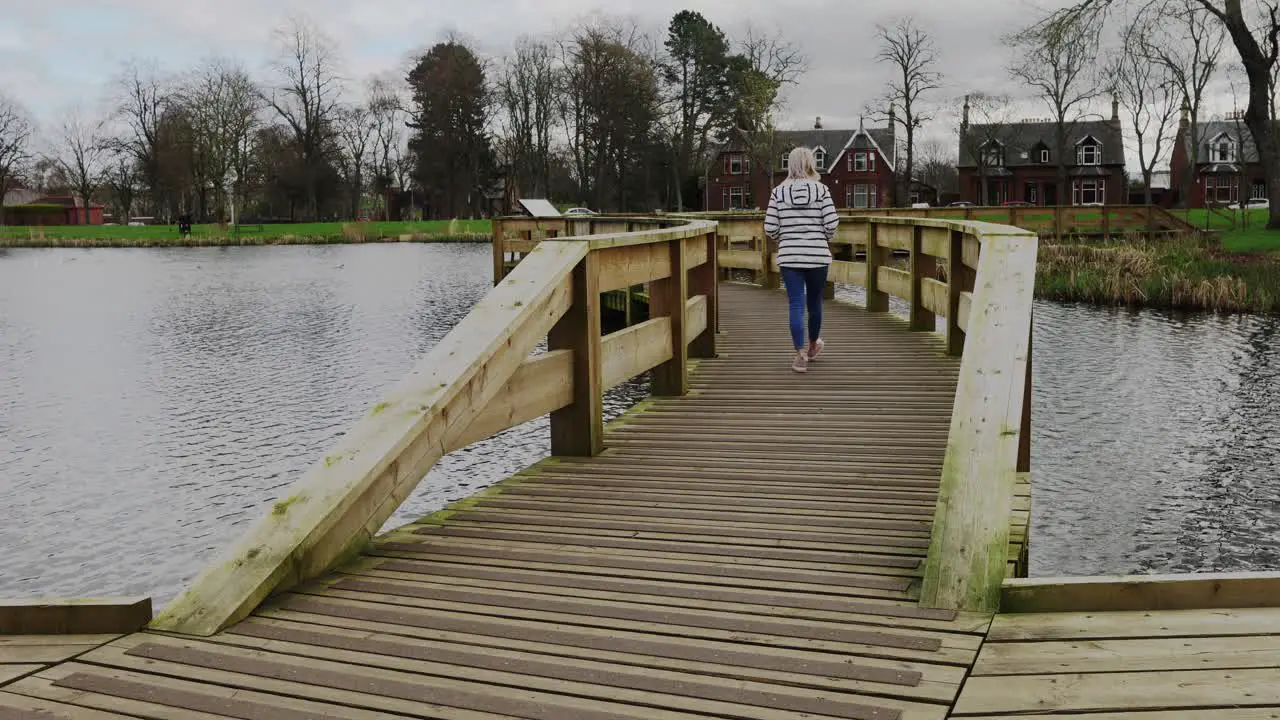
[1111,96,1120,122]
[1179,97,1190,127]
[962,95,970,130]
[888,103,896,127]
[814,116,823,129]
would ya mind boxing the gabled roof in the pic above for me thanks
[713,122,896,175]
[958,119,1124,167]
[1185,120,1260,164]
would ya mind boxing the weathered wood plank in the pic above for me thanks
[719,249,763,270]
[0,599,150,636]
[596,241,671,292]
[150,240,587,636]
[447,351,572,451]
[1001,572,1280,614]
[601,318,672,390]
[989,607,1280,642]
[919,278,947,318]
[953,667,1280,715]
[973,633,1280,675]
[878,267,911,302]
[0,665,41,686]
[919,230,1037,612]
[830,259,869,286]
[549,251,603,457]
[0,691,138,719]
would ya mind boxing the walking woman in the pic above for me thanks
[764,146,839,373]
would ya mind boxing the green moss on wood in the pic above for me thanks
[370,401,393,416]
[272,495,303,516]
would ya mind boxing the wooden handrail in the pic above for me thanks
[699,211,1037,612]
[152,218,719,636]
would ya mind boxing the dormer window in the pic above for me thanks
[726,154,747,174]
[780,152,789,170]
[1211,133,1236,162]
[982,140,1004,167]
[1077,137,1102,165]
[1040,148,1050,163]
[814,148,827,171]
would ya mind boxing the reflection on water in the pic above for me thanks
[3,252,1280,606]
[0,245,645,605]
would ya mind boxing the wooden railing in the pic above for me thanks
[150,217,719,636]
[694,204,1197,241]
[710,213,1038,613]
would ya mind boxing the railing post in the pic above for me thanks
[909,225,936,331]
[689,230,719,358]
[548,252,603,456]
[763,236,780,289]
[1018,322,1033,473]
[946,229,968,356]
[865,222,889,312]
[491,219,505,285]
[651,238,689,395]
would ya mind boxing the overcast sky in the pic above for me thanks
[2,0,1248,166]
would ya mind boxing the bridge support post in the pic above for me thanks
[762,237,780,290]
[549,252,604,456]
[945,229,969,355]
[651,238,689,396]
[689,231,719,359]
[864,223,889,312]
[491,219,505,286]
[909,226,937,331]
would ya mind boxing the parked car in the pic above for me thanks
[1228,197,1270,210]
[910,202,931,209]
[948,201,973,207]
[564,207,597,216]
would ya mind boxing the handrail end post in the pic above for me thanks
[549,252,604,457]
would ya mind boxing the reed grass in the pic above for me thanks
[1036,232,1280,312]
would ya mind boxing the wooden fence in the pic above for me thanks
[151,216,720,636]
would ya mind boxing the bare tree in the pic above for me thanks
[111,59,169,216]
[1113,12,1181,205]
[1139,0,1225,207]
[917,136,958,198]
[335,102,374,219]
[1008,18,1104,203]
[366,76,408,220]
[873,17,943,207]
[736,25,807,88]
[53,107,109,225]
[0,94,35,224]
[103,149,141,223]
[265,14,343,220]
[182,58,261,223]
[729,26,807,205]
[496,36,560,200]
[1041,0,1280,228]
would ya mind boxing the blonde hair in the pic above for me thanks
[786,146,820,182]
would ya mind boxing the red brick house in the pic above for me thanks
[1169,111,1267,207]
[2,190,105,225]
[957,98,1127,206]
[706,118,897,211]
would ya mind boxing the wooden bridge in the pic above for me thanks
[4,214,1280,718]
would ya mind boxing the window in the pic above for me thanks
[848,183,878,209]
[729,186,747,209]
[1077,141,1101,165]
[982,142,1004,167]
[1206,176,1239,204]
[1027,184,1039,204]
[1073,179,1106,205]
[1040,149,1050,163]
[851,152,876,172]
[1253,181,1267,200]
[814,149,826,171]
[729,154,745,174]
[780,153,789,170]
[1213,137,1235,163]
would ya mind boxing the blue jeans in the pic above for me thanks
[780,266,828,350]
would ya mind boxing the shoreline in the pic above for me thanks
[0,233,491,249]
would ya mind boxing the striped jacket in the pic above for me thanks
[763,180,839,269]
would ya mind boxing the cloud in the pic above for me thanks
[5,0,1242,168]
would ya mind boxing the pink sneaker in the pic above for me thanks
[792,350,808,373]
[808,338,825,361]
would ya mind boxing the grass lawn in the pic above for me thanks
[0,219,493,244]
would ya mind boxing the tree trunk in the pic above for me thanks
[1144,169,1154,206]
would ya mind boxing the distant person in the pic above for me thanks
[764,146,839,373]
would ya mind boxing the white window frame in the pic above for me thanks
[781,153,789,170]
[982,142,1004,167]
[1252,181,1266,200]
[729,155,744,174]
[814,148,826,171]
[1073,179,1106,205]
[844,184,853,208]
[1077,142,1102,166]
[1206,176,1238,204]
[853,184,869,209]
[1213,138,1235,163]
[869,184,879,208]
[1040,149,1050,163]
[729,186,747,209]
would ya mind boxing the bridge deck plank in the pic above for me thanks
[32,284,995,719]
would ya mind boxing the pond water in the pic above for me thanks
[2,244,1278,606]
